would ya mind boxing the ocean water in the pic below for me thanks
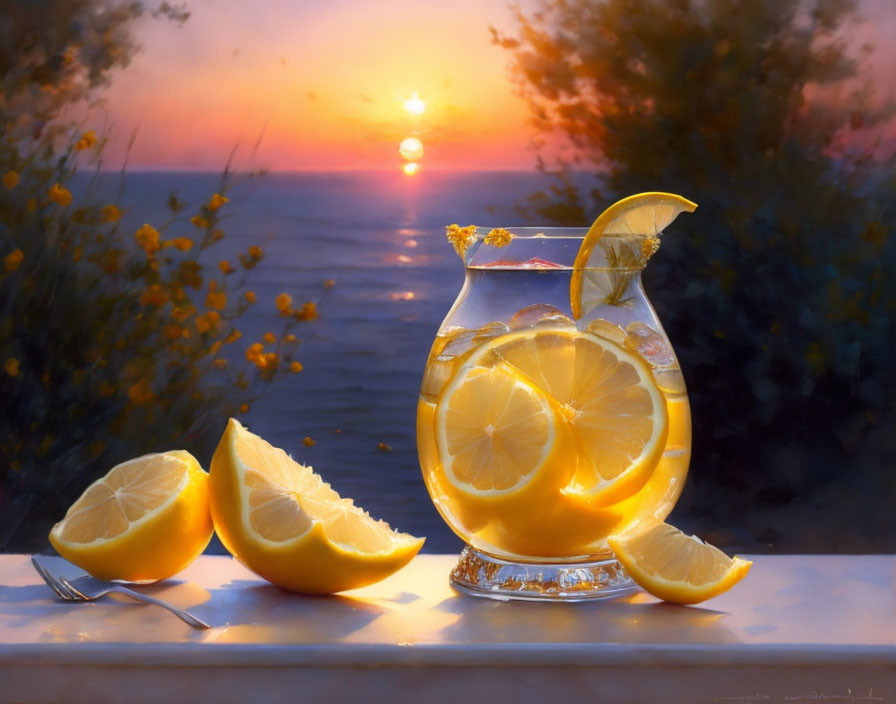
[109,170,555,554]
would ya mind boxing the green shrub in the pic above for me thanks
[0,1,322,550]
[495,0,896,549]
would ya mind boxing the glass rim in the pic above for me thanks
[472,226,652,241]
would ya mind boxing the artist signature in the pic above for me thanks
[714,689,883,703]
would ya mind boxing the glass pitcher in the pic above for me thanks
[416,227,691,601]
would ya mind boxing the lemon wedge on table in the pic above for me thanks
[209,419,424,594]
[49,451,213,582]
[608,522,752,605]
[570,192,697,319]
[439,329,668,507]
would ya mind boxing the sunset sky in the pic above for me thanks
[99,0,896,172]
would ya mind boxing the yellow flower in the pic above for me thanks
[275,292,293,312]
[213,358,228,370]
[324,278,335,289]
[218,260,235,274]
[303,436,316,447]
[140,284,168,306]
[4,248,23,272]
[209,340,223,356]
[74,130,97,151]
[640,235,660,261]
[244,291,256,304]
[171,307,190,322]
[484,228,513,248]
[4,358,19,377]
[135,224,161,255]
[445,224,477,257]
[294,301,318,321]
[163,324,185,341]
[212,229,225,242]
[206,280,227,310]
[48,183,72,207]
[239,403,250,413]
[166,237,193,252]
[3,170,19,190]
[378,442,393,452]
[284,334,297,343]
[100,204,121,223]
[245,342,264,362]
[290,361,303,373]
[262,332,277,344]
[190,215,209,229]
[196,310,221,334]
[207,193,229,212]
[127,379,154,405]
[248,245,263,259]
[225,329,242,343]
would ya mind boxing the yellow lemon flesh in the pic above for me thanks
[570,192,697,319]
[470,329,669,506]
[49,451,213,582]
[608,522,752,605]
[209,418,424,594]
[437,364,562,496]
[427,328,668,558]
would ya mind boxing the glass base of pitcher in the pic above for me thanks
[449,545,637,602]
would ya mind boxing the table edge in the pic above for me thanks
[2,643,894,668]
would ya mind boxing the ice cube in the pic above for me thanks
[472,321,510,343]
[436,327,480,360]
[585,319,628,346]
[624,321,676,367]
[508,304,575,330]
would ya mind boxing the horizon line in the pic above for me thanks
[99,165,548,174]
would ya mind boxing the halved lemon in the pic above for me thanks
[209,419,424,594]
[608,522,752,604]
[469,329,668,505]
[49,451,213,582]
[571,192,697,319]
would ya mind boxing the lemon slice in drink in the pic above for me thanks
[469,329,668,505]
[571,192,697,319]
[436,364,566,497]
[608,522,752,604]
[49,451,213,582]
[209,419,424,594]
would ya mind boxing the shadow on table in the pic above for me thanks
[433,591,743,645]
[195,579,389,643]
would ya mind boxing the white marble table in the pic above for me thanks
[0,553,893,703]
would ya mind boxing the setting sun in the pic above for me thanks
[403,92,426,115]
[399,137,424,161]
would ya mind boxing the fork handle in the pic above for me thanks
[109,586,211,629]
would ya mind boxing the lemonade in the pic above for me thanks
[419,197,699,600]
[417,267,691,561]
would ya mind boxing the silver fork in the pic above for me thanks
[31,556,210,629]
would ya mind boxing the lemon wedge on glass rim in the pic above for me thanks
[209,419,424,594]
[570,192,697,319]
[608,522,752,604]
